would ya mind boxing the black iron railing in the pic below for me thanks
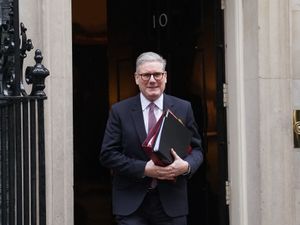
[0,0,49,225]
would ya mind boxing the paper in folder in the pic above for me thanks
[142,109,192,166]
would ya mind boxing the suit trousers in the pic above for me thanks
[115,189,187,225]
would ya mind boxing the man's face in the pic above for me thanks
[135,61,167,102]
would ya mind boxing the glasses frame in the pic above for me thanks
[138,72,165,81]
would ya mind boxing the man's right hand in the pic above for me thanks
[144,160,176,181]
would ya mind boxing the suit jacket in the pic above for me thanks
[100,93,203,217]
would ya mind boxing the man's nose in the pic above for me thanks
[149,75,156,82]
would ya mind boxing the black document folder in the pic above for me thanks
[142,109,192,166]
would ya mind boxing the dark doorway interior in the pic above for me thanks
[72,1,228,225]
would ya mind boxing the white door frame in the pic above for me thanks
[224,0,255,224]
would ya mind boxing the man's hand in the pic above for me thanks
[144,160,175,180]
[166,149,190,177]
[144,149,190,180]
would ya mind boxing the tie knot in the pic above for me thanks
[149,103,156,111]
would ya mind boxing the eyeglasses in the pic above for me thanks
[138,72,165,81]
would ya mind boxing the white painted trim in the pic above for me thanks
[224,0,248,224]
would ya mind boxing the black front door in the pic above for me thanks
[106,1,229,225]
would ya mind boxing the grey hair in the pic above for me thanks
[135,52,166,73]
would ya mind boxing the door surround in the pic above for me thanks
[224,0,260,225]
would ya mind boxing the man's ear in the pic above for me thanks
[134,74,139,85]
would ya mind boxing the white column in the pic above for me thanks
[258,0,293,225]
[20,0,74,225]
[225,0,260,224]
[225,0,294,224]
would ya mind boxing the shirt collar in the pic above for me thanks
[140,93,164,111]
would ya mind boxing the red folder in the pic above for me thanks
[142,109,192,166]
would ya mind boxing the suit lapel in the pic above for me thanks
[163,94,175,112]
[130,95,147,144]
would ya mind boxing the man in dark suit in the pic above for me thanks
[100,52,203,225]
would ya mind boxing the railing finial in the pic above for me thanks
[25,49,49,96]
